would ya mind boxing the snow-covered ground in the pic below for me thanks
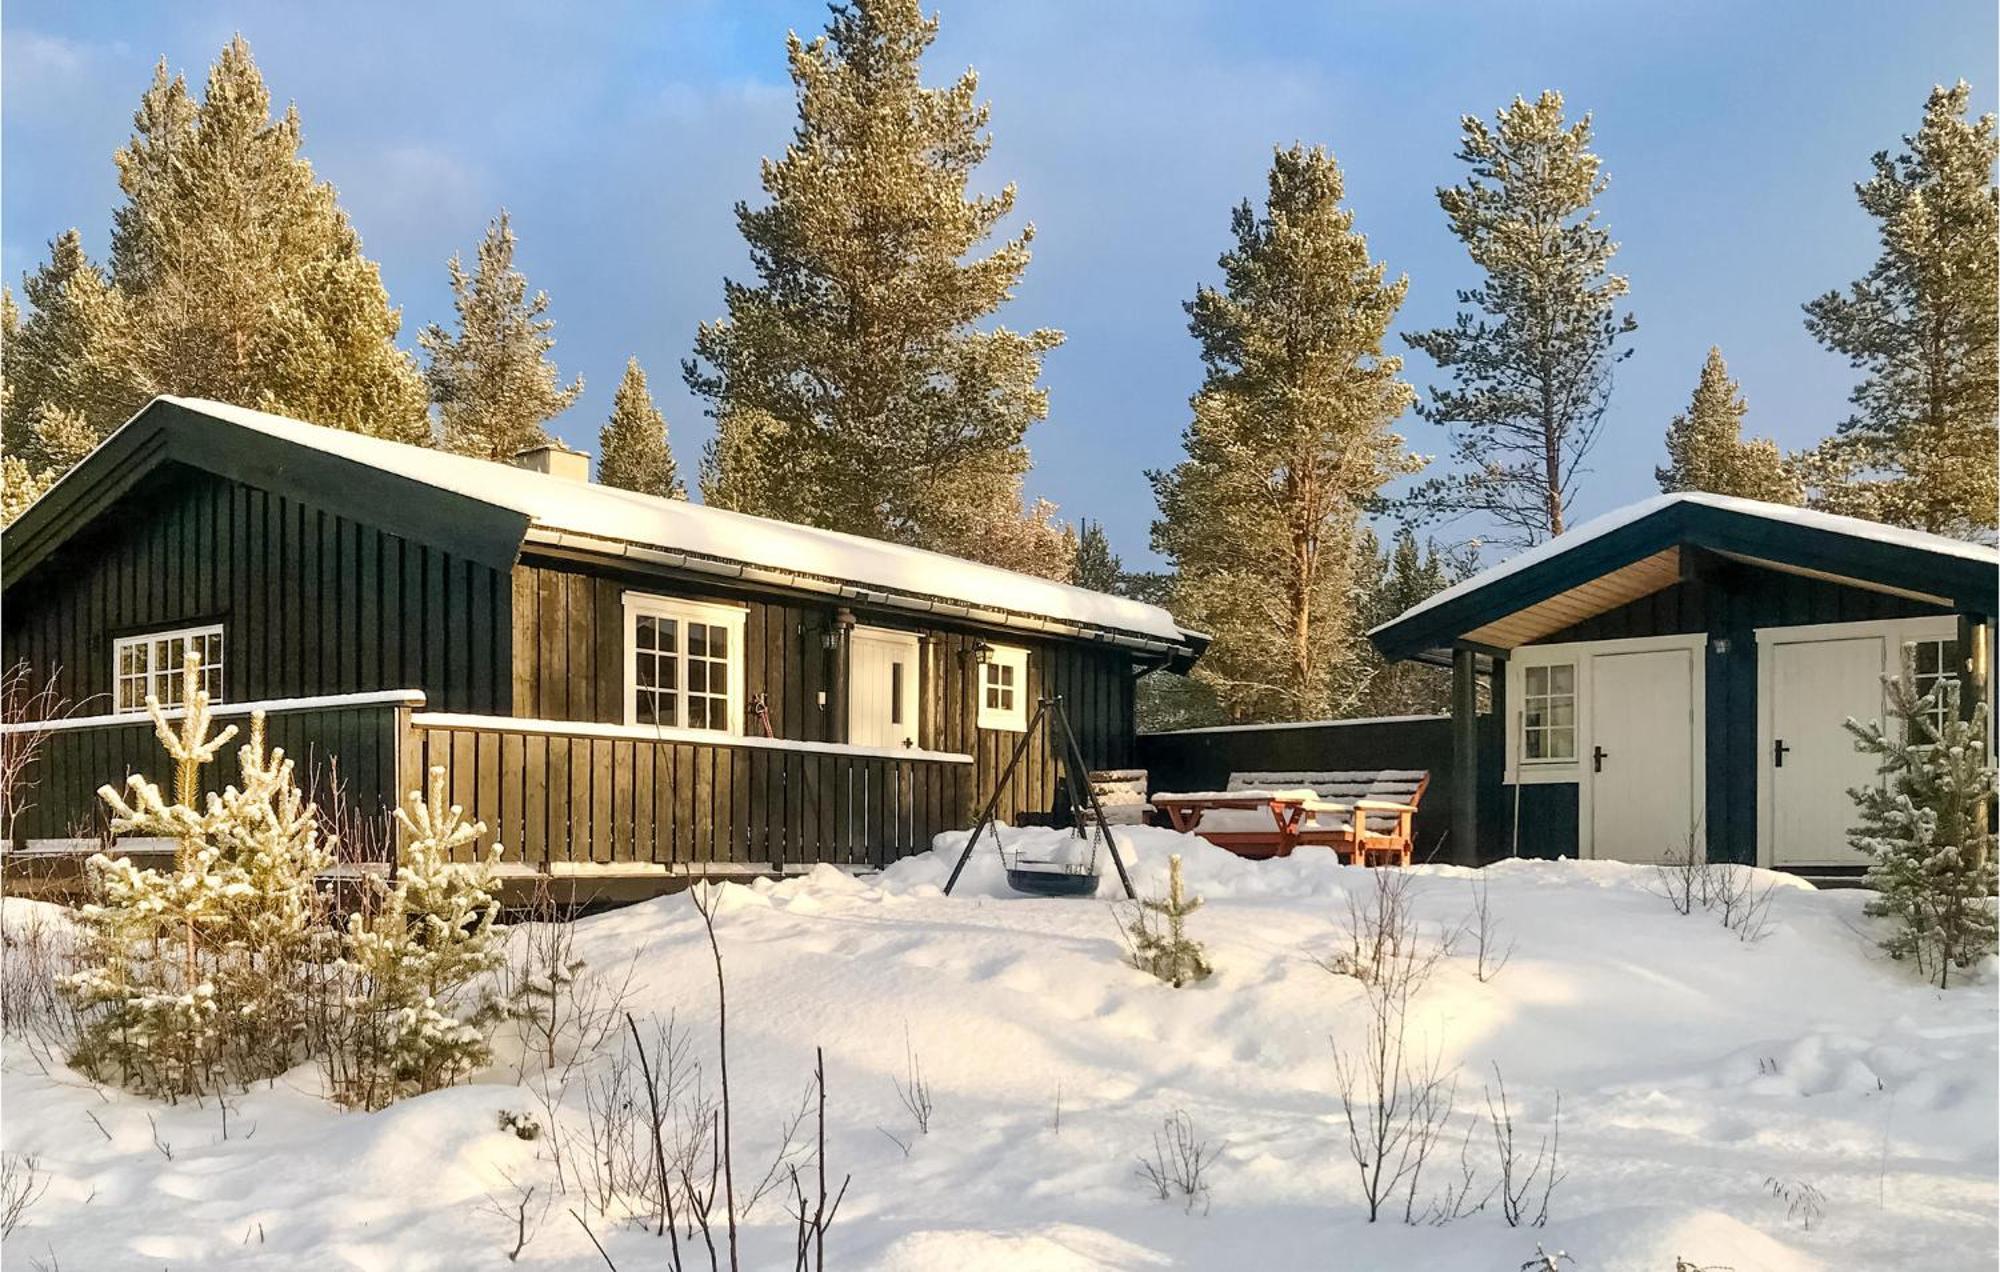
[4,828,1995,1270]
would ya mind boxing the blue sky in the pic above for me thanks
[4,1,1993,567]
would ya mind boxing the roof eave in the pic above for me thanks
[1368,501,1996,663]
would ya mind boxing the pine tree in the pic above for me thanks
[65,657,354,1097]
[1843,662,1997,987]
[337,766,505,1108]
[924,460,1076,580]
[1656,347,1802,504]
[1121,854,1213,988]
[687,0,1063,556]
[1353,528,1466,715]
[596,358,685,498]
[108,38,430,442]
[1073,520,1124,593]
[421,211,583,460]
[1150,145,1420,723]
[5,230,144,471]
[1798,83,1998,537]
[1405,91,1637,547]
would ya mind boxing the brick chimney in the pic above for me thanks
[510,441,591,482]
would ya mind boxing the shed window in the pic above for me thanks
[113,624,225,714]
[623,595,746,734]
[1907,638,1959,740]
[1521,663,1576,761]
[977,644,1029,732]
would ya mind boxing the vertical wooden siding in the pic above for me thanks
[511,557,1138,833]
[0,466,511,717]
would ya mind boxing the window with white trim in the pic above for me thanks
[1907,637,1959,740]
[1521,662,1576,761]
[113,624,225,714]
[624,595,745,733]
[977,644,1028,731]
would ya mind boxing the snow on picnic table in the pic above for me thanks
[4,827,1996,1270]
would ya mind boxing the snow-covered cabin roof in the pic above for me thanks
[1368,492,1999,661]
[6,396,1199,655]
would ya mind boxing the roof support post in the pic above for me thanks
[1960,611,1991,726]
[1450,645,1481,867]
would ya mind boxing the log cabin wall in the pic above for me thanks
[0,464,511,718]
[509,553,1139,828]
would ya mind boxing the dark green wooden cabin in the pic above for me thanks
[1367,494,1997,877]
[1,397,1205,898]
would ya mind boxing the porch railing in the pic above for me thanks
[7,695,975,874]
[405,713,973,871]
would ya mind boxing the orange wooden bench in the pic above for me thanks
[1229,770,1430,866]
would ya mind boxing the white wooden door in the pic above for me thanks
[848,628,919,750]
[1770,636,1884,866]
[1588,648,1697,863]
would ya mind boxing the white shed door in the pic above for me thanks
[1588,648,1697,863]
[1770,636,1884,866]
[849,628,919,750]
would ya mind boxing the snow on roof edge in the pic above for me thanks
[153,397,1191,645]
[1369,492,2000,639]
[1140,713,1448,737]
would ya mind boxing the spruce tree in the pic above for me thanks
[1799,83,1998,537]
[1405,91,1637,546]
[1073,520,1124,593]
[109,38,429,442]
[596,358,685,498]
[421,211,583,460]
[1843,662,1997,987]
[1150,145,1420,723]
[1656,347,1802,504]
[5,231,143,471]
[1121,854,1213,988]
[687,0,1063,558]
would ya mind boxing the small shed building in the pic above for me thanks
[1367,494,1997,876]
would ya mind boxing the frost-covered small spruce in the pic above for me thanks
[337,765,506,1108]
[1121,854,1213,988]
[1843,664,1998,986]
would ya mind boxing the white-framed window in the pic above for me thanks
[1521,662,1577,761]
[113,624,225,714]
[1907,637,1959,740]
[977,643,1028,732]
[623,594,746,733]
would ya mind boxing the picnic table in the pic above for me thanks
[1149,788,1328,860]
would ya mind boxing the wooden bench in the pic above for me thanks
[1227,770,1431,866]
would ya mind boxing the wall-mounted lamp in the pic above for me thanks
[1710,637,1730,656]
[820,627,841,653]
[969,640,993,666]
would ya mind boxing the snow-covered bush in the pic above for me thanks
[330,765,505,1110]
[64,664,337,1098]
[1845,665,1998,986]
[61,658,506,1107]
[1120,854,1212,988]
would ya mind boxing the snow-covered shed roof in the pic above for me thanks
[5,397,1199,656]
[1369,492,1999,662]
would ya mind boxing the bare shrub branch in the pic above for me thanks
[1486,1064,1563,1228]
[1134,1109,1216,1214]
